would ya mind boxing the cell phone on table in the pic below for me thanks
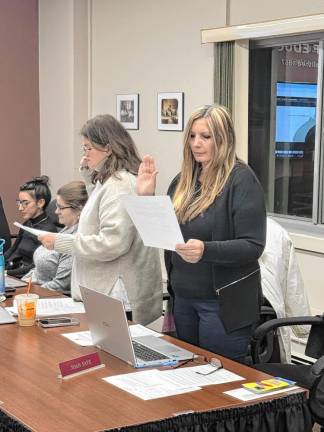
[39,317,80,328]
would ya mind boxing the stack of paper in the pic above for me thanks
[6,297,85,317]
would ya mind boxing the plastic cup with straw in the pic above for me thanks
[15,278,39,326]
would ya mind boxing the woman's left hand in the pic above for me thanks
[38,233,57,250]
[175,239,204,263]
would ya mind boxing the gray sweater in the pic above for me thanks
[23,224,78,296]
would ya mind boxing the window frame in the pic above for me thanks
[249,33,324,233]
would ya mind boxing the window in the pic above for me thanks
[248,37,323,224]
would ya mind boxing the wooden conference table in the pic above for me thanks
[0,285,312,432]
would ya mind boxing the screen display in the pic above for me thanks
[275,82,317,158]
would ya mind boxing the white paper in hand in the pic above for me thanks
[14,221,50,237]
[122,195,184,251]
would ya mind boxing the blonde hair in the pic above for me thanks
[173,104,237,223]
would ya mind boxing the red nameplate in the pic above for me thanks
[59,352,103,379]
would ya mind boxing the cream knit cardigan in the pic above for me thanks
[54,169,163,325]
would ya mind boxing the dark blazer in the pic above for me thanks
[0,197,11,253]
[5,213,57,278]
[165,162,267,332]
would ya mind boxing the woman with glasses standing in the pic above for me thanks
[39,115,162,325]
[5,176,57,278]
[23,181,88,295]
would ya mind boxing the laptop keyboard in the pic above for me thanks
[132,340,169,361]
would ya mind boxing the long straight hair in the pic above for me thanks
[81,114,141,184]
[173,104,237,223]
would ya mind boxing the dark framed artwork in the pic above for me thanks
[116,94,139,130]
[157,92,184,131]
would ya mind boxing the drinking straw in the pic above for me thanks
[26,278,32,296]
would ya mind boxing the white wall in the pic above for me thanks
[90,0,223,194]
[39,0,88,194]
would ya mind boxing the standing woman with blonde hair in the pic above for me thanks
[137,104,266,362]
[39,114,162,325]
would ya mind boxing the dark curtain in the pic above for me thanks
[106,393,312,432]
[0,409,32,432]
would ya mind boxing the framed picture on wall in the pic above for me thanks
[157,92,184,131]
[116,94,139,130]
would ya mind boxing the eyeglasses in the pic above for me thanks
[82,144,109,153]
[82,145,94,153]
[16,199,34,209]
[171,355,223,375]
[56,204,73,211]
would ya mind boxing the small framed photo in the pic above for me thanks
[116,94,139,130]
[157,92,184,131]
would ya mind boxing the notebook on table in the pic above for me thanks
[80,285,194,368]
[0,307,16,324]
[5,276,28,288]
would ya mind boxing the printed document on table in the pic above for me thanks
[121,195,184,251]
[6,298,85,317]
[224,386,299,401]
[161,365,244,388]
[103,369,200,400]
[61,331,93,346]
[13,221,50,238]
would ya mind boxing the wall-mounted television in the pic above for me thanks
[275,81,317,158]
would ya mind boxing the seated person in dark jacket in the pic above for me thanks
[5,176,57,278]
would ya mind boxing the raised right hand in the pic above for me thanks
[136,155,158,196]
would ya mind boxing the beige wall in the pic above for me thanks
[39,0,324,315]
[39,0,88,195]
[90,0,223,194]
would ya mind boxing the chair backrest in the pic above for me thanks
[305,315,324,359]
[251,315,324,364]
[46,199,64,229]
[0,197,11,252]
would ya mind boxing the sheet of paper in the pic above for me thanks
[103,369,200,400]
[129,324,162,338]
[224,385,299,401]
[13,221,50,238]
[5,275,27,288]
[61,330,93,346]
[6,297,85,317]
[161,365,244,388]
[121,195,184,251]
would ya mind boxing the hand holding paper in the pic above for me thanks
[38,232,57,250]
[175,239,205,263]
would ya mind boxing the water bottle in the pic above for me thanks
[0,239,5,295]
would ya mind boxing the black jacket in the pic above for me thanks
[165,162,267,332]
[5,213,57,278]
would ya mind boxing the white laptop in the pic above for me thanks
[80,285,194,368]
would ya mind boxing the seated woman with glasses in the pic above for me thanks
[23,181,88,295]
[5,176,57,278]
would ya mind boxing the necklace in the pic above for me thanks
[30,215,48,228]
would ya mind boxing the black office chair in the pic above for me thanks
[251,314,324,429]
[0,197,12,252]
[46,199,64,229]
